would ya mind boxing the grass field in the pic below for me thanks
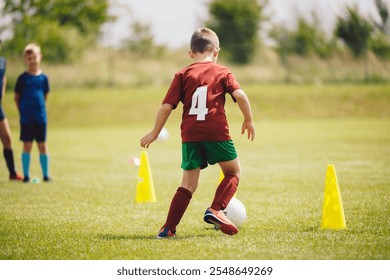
[0,84,389,260]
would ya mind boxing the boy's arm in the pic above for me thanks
[14,92,20,112]
[1,76,5,98]
[232,89,255,141]
[140,103,174,148]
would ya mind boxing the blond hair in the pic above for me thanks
[24,43,41,56]
[190,27,219,53]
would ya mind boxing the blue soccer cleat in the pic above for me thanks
[157,227,176,239]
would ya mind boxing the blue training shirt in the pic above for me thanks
[15,71,50,124]
[0,57,5,102]
[0,57,6,120]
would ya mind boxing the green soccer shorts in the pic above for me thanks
[181,140,238,170]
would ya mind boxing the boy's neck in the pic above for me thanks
[27,68,42,75]
[194,56,214,63]
[190,50,218,63]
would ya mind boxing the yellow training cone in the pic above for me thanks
[321,164,346,230]
[217,169,236,197]
[135,150,156,203]
[218,169,224,185]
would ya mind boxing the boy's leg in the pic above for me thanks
[160,168,200,234]
[3,148,17,176]
[37,142,50,180]
[39,153,49,179]
[0,119,22,179]
[0,119,12,149]
[211,158,241,211]
[203,158,241,235]
[22,142,33,182]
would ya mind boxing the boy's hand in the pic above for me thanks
[140,132,158,148]
[242,121,255,141]
[140,103,173,148]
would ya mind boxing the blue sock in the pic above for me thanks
[22,152,30,178]
[39,154,49,178]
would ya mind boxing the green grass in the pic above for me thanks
[0,84,389,260]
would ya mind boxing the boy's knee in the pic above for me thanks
[221,174,240,187]
[37,142,47,153]
[23,142,33,152]
[180,184,197,195]
[224,172,240,181]
[1,135,12,148]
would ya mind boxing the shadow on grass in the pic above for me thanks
[302,226,320,232]
[97,233,156,241]
[97,227,219,241]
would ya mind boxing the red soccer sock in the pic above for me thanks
[163,187,192,232]
[211,175,239,211]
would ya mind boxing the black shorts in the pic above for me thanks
[20,123,47,142]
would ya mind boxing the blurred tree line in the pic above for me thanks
[269,0,390,60]
[0,0,109,62]
[267,0,390,81]
[1,0,389,70]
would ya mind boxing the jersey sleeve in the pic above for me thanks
[225,71,240,102]
[43,75,50,95]
[0,57,6,89]
[14,74,23,94]
[162,72,182,109]
[0,57,6,74]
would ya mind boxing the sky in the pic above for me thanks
[104,0,388,49]
[0,0,387,47]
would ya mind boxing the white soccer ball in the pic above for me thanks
[129,156,140,166]
[157,127,170,141]
[223,198,246,227]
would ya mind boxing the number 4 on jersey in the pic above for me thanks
[189,86,209,121]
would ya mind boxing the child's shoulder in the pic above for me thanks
[0,57,5,74]
[179,62,229,74]
[16,72,49,84]
[19,71,48,77]
[17,71,28,80]
[39,72,49,80]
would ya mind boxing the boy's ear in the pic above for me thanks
[213,48,220,57]
[188,50,195,59]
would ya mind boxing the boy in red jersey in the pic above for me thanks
[140,27,255,238]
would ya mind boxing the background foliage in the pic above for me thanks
[207,0,263,64]
[1,0,109,62]
[0,0,389,85]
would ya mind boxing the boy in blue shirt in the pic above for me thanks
[14,44,51,182]
[0,39,23,180]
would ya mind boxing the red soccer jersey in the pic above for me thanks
[162,61,240,143]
